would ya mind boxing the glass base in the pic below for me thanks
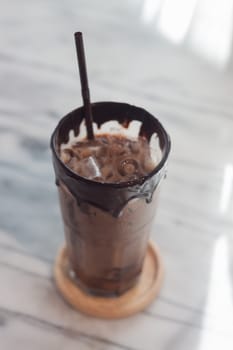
[54,242,163,318]
[66,260,140,297]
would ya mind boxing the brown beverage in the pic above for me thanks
[51,102,170,296]
[60,134,156,183]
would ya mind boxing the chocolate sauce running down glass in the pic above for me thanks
[51,102,171,296]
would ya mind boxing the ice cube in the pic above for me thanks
[118,158,139,176]
[68,157,81,173]
[60,149,72,164]
[95,144,108,158]
[78,147,93,159]
[78,156,101,179]
[100,164,113,179]
[129,141,140,154]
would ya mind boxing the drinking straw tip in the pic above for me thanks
[75,31,82,38]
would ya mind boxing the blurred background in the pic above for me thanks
[1,0,233,349]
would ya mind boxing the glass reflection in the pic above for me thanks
[141,0,233,68]
[198,236,233,349]
[157,0,198,44]
[142,0,161,23]
[220,164,233,214]
[189,0,233,68]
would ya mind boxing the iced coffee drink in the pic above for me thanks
[51,101,170,296]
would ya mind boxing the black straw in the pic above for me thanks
[74,32,94,140]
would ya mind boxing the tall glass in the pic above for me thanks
[51,102,170,296]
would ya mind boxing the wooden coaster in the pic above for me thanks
[54,241,164,319]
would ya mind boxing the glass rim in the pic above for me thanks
[50,102,171,189]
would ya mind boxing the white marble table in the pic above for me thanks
[1,0,233,349]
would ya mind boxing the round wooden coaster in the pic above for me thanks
[54,241,164,319]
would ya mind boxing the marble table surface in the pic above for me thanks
[1,0,233,349]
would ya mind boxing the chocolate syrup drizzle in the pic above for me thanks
[51,102,171,217]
